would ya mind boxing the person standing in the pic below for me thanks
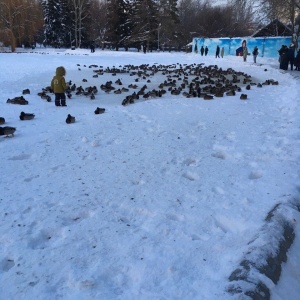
[287,44,295,71]
[194,43,198,53]
[200,46,204,56]
[90,42,95,53]
[242,40,248,62]
[215,45,220,58]
[205,46,208,56]
[252,46,259,63]
[221,47,224,58]
[279,46,289,70]
[294,49,300,71]
[51,66,68,107]
[278,45,285,64]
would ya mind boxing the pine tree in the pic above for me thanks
[42,0,70,47]
[106,0,132,50]
[129,0,159,51]
[158,0,180,50]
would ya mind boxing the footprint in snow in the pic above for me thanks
[0,257,15,272]
[248,170,263,180]
[8,154,31,160]
[183,158,197,166]
[211,151,228,160]
[182,171,199,181]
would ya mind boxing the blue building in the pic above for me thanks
[192,20,299,58]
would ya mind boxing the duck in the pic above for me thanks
[7,96,28,105]
[66,114,75,124]
[240,94,248,100]
[0,117,5,125]
[20,111,35,120]
[90,92,95,100]
[41,94,52,102]
[0,126,16,137]
[226,90,236,96]
[203,94,214,100]
[94,107,106,114]
[22,89,30,95]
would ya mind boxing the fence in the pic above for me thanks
[192,37,298,58]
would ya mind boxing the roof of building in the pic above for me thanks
[252,19,293,37]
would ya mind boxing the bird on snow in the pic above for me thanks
[0,126,16,137]
[94,107,105,114]
[66,114,75,124]
[20,111,35,120]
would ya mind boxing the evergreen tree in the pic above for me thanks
[42,0,70,46]
[129,0,159,51]
[106,0,132,50]
[158,0,180,50]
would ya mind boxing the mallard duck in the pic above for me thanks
[7,96,28,105]
[240,94,248,100]
[90,93,95,100]
[114,89,122,94]
[66,114,75,124]
[22,89,30,95]
[203,94,214,100]
[121,87,129,93]
[214,91,224,97]
[20,111,35,120]
[226,90,236,96]
[0,126,16,137]
[94,107,105,114]
[0,117,5,125]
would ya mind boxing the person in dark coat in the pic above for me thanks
[278,45,285,64]
[279,45,289,70]
[294,49,300,71]
[200,46,204,56]
[90,42,95,53]
[252,46,258,63]
[194,43,198,53]
[205,46,208,56]
[287,44,295,70]
[215,45,220,58]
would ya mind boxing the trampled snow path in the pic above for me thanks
[0,49,299,299]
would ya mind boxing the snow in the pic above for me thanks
[0,48,299,299]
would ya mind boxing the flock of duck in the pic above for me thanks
[1,62,279,138]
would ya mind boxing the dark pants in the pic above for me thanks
[55,93,66,106]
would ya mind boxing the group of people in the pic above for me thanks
[278,44,300,71]
[234,41,259,63]
[195,45,209,56]
[215,45,225,58]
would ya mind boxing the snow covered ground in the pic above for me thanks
[0,48,299,299]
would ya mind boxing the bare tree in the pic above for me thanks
[70,0,90,48]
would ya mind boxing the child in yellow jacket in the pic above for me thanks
[51,66,68,106]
